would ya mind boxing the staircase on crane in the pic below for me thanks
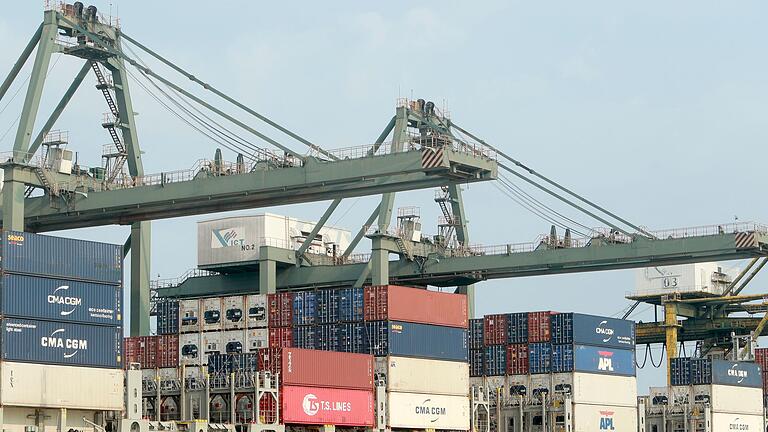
[91,61,127,182]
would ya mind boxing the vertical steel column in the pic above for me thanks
[1,167,27,231]
[370,237,389,286]
[376,107,408,232]
[130,221,151,336]
[663,296,679,385]
[448,183,476,317]
[259,250,277,294]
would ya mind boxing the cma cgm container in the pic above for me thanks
[386,392,469,430]
[339,287,364,322]
[1,318,122,368]
[0,273,121,326]
[281,385,374,427]
[0,231,122,284]
[551,344,636,376]
[711,413,764,432]
[268,292,293,328]
[364,321,468,362]
[281,348,374,390]
[293,291,317,326]
[551,313,635,349]
[377,356,469,396]
[364,285,468,328]
[689,359,761,387]
[156,299,179,334]
[483,314,508,346]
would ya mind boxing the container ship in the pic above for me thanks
[1,3,767,432]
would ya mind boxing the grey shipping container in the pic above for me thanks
[551,313,635,349]
[364,321,468,362]
[0,231,122,284]
[1,318,122,368]
[0,274,121,326]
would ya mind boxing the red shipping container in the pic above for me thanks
[363,285,467,328]
[135,336,158,369]
[124,337,140,368]
[507,344,529,375]
[268,292,294,328]
[281,348,373,390]
[156,334,180,368]
[483,314,508,346]
[269,328,293,349]
[281,386,375,427]
[756,348,768,370]
[528,311,555,343]
[258,348,282,375]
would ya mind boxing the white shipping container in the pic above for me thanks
[180,299,201,333]
[387,392,470,430]
[247,294,268,328]
[180,332,203,365]
[377,356,469,396]
[202,298,223,332]
[552,373,637,407]
[0,362,123,410]
[693,384,764,415]
[203,331,223,363]
[3,406,109,431]
[634,263,733,297]
[197,213,352,268]
[649,386,691,405]
[572,403,637,432]
[247,328,269,351]
[711,413,764,431]
[222,329,247,354]
[223,295,247,329]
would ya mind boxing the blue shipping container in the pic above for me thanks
[670,358,692,386]
[529,343,551,374]
[156,299,179,335]
[1,318,122,368]
[699,359,761,388]
[338,288,364,322]
[566,344,635,376]
[551,313,635,349]
[316,324,340,351]
[316,289,340,325]
[338,322,365,353]
[508,312,528,344]
[292,291,317,326]
[0,273,121,326]
[0,231,122,284]
[469,319,484,350]
[292,326,317,350]
[364,321,468,362]
[470,349,484,377]
[484,345,507,376]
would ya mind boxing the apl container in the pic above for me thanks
[469,349,484,377]
[156,299,179,335]
[316,324,339,351]
[282,385,374,426]
[483,314,508,346]
[552,344,636,376]
[292,325,317,350]
[529,342,552,374]
[507,344,529,375]
[338,322,364,353]
[268,292,293,328]
[0,273,121,326]
[316,289,340,324]
[484,345,506,376]
[1,318,122,368]
[364,321,468,362]
[468,319,484,350]
[386,392,469,430]
[281,348,374,390]
[550,313,635,349]
[572,404,637,432]
[377,356,469,396]
[339,287,364,322]
[364,285,468,328]
[293,291,317,326]
[0,231,122,284]
[246,294,268,328]
[507,312,528,344]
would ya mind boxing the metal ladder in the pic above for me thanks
[91,61,127,181]
[393,236,414,261]
[33,166,56,196]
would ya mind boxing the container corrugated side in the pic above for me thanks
[282,385,374,426]
[316,289,340,324]
[551,313,635,349]
[483,314,508,346]
[507,312,528,344]
[292,326,317,350]
[338,322,364,353]
[379,356,468,396]
[1,318,122,368]
[293,291,317,326]
[0,362,124,410]
[268,292,293,328]
[387,392,469,430]
[572,403,637,432]
[364,321,468,362]
[484,345,506,376]
[468,319,484,350]
[469,349,484,377]
[316,324,339,351]
[0,273,122,326]
[364,285,468,328]
[1,231,122,284]
[693,384,764,415]
[156,299,179,335]
[339,287,363,322]
[711,413,764,431]
[281,348,373,390]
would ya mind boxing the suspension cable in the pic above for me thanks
[493,180,587,237]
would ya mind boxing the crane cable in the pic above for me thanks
[493,179,586,237]
[449,122,656,239]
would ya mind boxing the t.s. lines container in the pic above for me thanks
[281,385,374,427]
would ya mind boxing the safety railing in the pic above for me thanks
[649,222,768,239]
[150,268,218,290]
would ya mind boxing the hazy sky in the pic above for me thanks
[1,1,767,392]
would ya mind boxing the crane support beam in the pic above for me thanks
[7,148,495,232]
[636,317,768,345]
[0,23,43,103]
[156,230,768,298]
